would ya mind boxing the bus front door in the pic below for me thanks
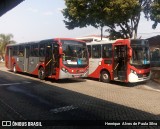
[52,44,59,75]
[45,43,53,76]
[113,45,127,81]
[24,46,30,72]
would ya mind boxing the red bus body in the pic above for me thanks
[5,38,89,80]
[86,39,150,83]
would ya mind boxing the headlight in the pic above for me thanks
[61,67,68,73]
[130,69,137,74]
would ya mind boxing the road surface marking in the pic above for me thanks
[0,82,31,86]
[50,105,78,113]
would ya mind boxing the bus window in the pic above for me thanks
[18,46,24,57]
[92,45,101,58]
[39,44,45,57]
[87,45,91,58]
[25,46,30,58]
[13,46,18,56]
[102,44,112,58]
[31,44,39,57]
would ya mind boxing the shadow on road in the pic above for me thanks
[7,70,87,84]
[0,70,160,129]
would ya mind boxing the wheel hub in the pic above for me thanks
[103,74,108,80]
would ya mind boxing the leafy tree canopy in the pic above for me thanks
[0,33,16,56]
[149,0,160,29]
[63,0,152,39]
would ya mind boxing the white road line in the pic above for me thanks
[0,82,31,86]
[50,105,78,114]
[23,81,31,83]
[143,85,160,92]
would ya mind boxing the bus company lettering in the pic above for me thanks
[28,122,42,126]
[11,121,42,127]
[12,121,27,126]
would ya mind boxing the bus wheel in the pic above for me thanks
[13,65,17,73]
[38,67,45,80]
[100,71,110,83]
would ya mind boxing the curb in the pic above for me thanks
[153,79,160,85]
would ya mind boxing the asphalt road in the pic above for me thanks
[0,68,160,129]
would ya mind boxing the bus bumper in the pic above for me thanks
[59,69,89,79]
[128,72,151,83]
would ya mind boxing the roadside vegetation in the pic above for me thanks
[63,0,160,40]
[0,33,16,61]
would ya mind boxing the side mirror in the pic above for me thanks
[128,48,132,58]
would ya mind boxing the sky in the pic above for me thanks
[0,0,160,43]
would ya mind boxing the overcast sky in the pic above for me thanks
[0,0,160,43]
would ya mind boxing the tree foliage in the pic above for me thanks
[104,0,141,39]
[149,0,160,29]
[63,0,152,39]
[0,33,16,58]
[63,0,108,28]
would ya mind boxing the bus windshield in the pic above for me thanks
[130,40,150,68]
[61,40,88,68]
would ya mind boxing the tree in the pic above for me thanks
[0,34,16,60]
[63,0,110,39]
[63,0,152,39]
[104,0,141,39]
[149,0,160,29]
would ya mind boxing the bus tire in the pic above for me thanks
[38,67,45,80]
[13,64,17,73]
[100,71,110,83]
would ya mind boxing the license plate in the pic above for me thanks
[73,75,80,78]
[143,74,146,77]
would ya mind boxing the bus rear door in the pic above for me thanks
[45,43,53,76]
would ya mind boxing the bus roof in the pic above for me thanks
[86,39,148,46]
[6,38,86,47]
[86,39,120,45]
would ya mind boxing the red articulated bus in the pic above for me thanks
[5,38,89,80]
[86,39,150,83]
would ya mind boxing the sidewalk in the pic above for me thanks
[0,62,6,70]
[154,79,160,84]
[151,67,160,85]
[0,62,4,67]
